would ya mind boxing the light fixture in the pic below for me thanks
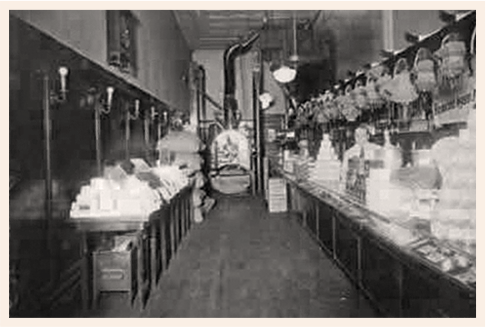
[273,65,297,84]
[58,66,69,99]
[268,11,297,84]
[50,66,69,103]
[97,86,115,114]
[128,99,140,119]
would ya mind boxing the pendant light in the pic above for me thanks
[273,11,297,83]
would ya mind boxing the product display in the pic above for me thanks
[280,14,476,299]
[431,111,476,251]
[308,134,341,191]
[413,47,438,93]
[365,72,384,109]
[436,33,467,82]
[70,161,188,219]
[340,85,360,122]
[70,176,161,218]
[411,239,474,280]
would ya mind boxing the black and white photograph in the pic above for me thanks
[8,3,480,319]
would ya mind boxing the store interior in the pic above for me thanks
[9,10,476,318]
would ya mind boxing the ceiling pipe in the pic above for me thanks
[223,30,261,128]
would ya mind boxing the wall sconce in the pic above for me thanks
[50,66,69,104]
[150,106,158,120]
[59,66,68,98]
[80,86,114,114]
[127,99,140,120]
[105,86,115,113]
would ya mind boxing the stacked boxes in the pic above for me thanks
[267,178,288,213]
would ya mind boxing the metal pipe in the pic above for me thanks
[201,90,224,112]
[94,104,102,176]
[253,73,261,193]
[43,72,59,284]
[144,112,150,146]
[125,103,130,160]
[195,68,201,138]
[223,31,261,127]
[42,73,52,221]
[200,66,207,121]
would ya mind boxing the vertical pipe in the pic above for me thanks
[200,66,207,122]
[382,10,394,51]
[144,111,151,163]
[125,104,130,160]
[144,113,150,146]
[258,55,265,194]
[253,70,262,194]
[95,104,102,176]
[195,68,202,140]
[43,74,52,221]
[43,72,57,284]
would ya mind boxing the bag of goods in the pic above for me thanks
[381,58,418,121]
[315,108,328,124]
[352,79,369,111]
[321,91,339,120]
[376,66,393,101]
[436,33,467,81]
[413,47,438,93]
[340,85,360,122]
[366,72,384,109]
[389,58,419,104]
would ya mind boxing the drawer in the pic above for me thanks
[93,250,137,292]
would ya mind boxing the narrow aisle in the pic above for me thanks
[141,194,376,317]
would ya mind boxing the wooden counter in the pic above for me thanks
[276,169,476,317]
[70,185,193,312]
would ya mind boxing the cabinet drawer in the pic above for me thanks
[93,250,137,292]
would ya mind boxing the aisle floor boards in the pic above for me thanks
[85,194,376,317]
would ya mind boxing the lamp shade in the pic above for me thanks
[272,65,297,83]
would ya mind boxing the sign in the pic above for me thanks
[433,90,475,126]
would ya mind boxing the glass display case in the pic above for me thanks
[275,162,475,317]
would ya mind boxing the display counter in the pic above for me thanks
[70,184,193,311]
[275,166,475,317]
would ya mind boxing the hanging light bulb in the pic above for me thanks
[271,11,297,84]
[273,65,297,83]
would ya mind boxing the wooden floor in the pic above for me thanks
[85,194,377,318]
